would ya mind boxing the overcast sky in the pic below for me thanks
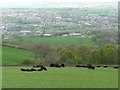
[0,0,119,8]
[0,0,119,3]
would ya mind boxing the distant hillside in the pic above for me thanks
[2,6,117,39]
[2,46,33,65]
[3,37,94,45]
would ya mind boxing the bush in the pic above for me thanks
[22,59,35,65]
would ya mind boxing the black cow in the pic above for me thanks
[76,65,87,68]
[114,66,118,69]
[76,64,81,67]
[55,64,62,68]
[96,65,101,68]
[21,68,27,71]
[61,63,65,67]
[50,63,65,68]
[88,66,95,70]
[81,65,87,68]
[87,64,95,70]
[50,63,54,67]
[21,65,47,72]
[21,68,33,72]
[41,66,47,71]
[38,66,47,71]
[33,65,43,68]
[31,68,36,71]
[103,65,108,68]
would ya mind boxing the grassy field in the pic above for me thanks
[2,46,33,65]
[2,37,94,65]
[2,67,118,88]
[4,37,94,45]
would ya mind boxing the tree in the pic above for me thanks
[74,45,94,64]
[31,44,52,65]
[87,44,118,65]
[102,44,118,65]
[59,48,76,64]
[88,50,101,64]
[92,31,118,46]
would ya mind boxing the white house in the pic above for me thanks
[44,34,52,37]
[69,33,82,37]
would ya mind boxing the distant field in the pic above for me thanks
[2,46,33,65]
[2,67,118,88]
[4,37,94,45]
[2,37,94,65]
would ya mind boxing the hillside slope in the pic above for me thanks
[2,46,33,65]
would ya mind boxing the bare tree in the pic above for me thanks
[31,44,52,65]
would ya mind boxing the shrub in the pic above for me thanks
[22,59,35,65]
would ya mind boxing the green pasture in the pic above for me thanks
[2,46,33,65]
[4,37,94,45]
[2,67,118,88]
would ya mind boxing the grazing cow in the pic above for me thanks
[41,66,47,71]
[103,66,108,68]
[38,66,47,71]
[76,65,87,68]
[76,65,88,68]
[76,64,81,67]
[96,65,101,68]
[50,63,54,67]
[88,66,95,70]
[50,63,65,68]
[27,69,33,71]
[21,68,27,71]
[81,65,87,68]
[114,66,118,69]
[21,68,33,72]
[37,68,42,71]
[87,64,95,70]
[21,65,47,72]
[31,68,36,71]
[33,65,43,68]
[61,63,65,67]
[55,64,62,68]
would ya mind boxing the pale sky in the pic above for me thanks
[0,0,119,3]
[0,0,119,8]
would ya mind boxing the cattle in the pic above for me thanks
[54,64,62,68]
[21,68,27,71]
[27,69,33,71]
[50,63,54,67]
[96,65,101,68]
[103,65,108,68]
[61,63,65,67]
[37,69,42,71]
[87,64,95,70]
[88,66,95,70]
[81,65,87,68]
[114,66,118,69]
[76,64,88,68]
[31,68,36,71]
[76,64,81,67]
[38,66,47,71]
[21,65,47,72]
[76,64,95,70]
[21,68,33,72]
[33,64,43,68]
[41,66,47,71]
[50,63,65,68]
[37,66,47,71]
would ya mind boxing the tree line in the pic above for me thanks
[24,44,118,65]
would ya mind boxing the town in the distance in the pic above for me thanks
[0,2,118,39]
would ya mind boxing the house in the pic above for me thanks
[44,34,52,37]
[69,33,82,37]
[20,30,31,35]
